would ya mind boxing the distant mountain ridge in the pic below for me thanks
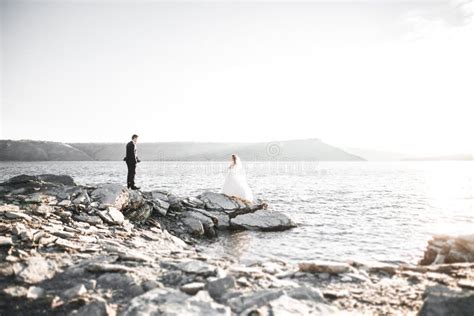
[0,139,364,161]
[0,140,94,161]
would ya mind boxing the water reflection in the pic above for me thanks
[199,231,253,261]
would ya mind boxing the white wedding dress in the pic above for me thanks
[222,156,254,202]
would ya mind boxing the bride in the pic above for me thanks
[222,154,254,203]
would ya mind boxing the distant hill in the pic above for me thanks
[0,139,364,161]
[0,140,93,161]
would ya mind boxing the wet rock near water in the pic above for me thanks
[1,174,473,315]
[419,285,474,316]
[419,234,474,265]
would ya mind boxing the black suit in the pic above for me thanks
[124,141,140,188]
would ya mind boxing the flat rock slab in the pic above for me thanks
[98,207,125,225]
[198,192,245,210]
[121,288,231,316]
[230,210,296,231]
[180,282,205,295]
[152,198,170,211]
[150,191,169,202]
[87,263,134,274]
[458,279,474,290]
[118,251,153,263]
[181,197,205,209]
[58,200,72,207]
[74,214,103,225]
[286,286,326,302]
[3,286,28,298]
[3,174,75,186]
[0,236,13,246]
[299,261,351,274]
[1,174,76,196]
[349,259,398,275]
[268,294,340,315]
[227,289,285,314]
[4,211,33,222]
[0,204,21,213]
[162,260,217,277]
[16,256,57,284]
[176,260,217,276]
[55,238,82,251]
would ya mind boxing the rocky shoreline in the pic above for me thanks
[0,174,473,315]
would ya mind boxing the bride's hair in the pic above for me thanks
[229,154,243,171]
[230,154,242,169]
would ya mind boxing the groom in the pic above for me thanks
[124,134,141,190]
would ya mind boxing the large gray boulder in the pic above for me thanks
[419,285,474,316]
[181,210,216,237]
[182,213,205,237]
[91,184,130,210]
[206,276,236,301]
[230,210,296,231]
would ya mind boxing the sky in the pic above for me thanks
[1,0,473,156]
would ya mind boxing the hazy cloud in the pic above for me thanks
[400,0,473,40]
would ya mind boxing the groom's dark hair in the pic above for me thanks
[132,134,138,140]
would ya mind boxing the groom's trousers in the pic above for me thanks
[126,161,136,188]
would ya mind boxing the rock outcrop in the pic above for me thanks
[0,174,473,315]
[0,174,295,241]
[419,234,474,265]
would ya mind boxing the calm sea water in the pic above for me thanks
[1,161,472,264]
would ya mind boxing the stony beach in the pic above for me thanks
[0,174,473,315]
